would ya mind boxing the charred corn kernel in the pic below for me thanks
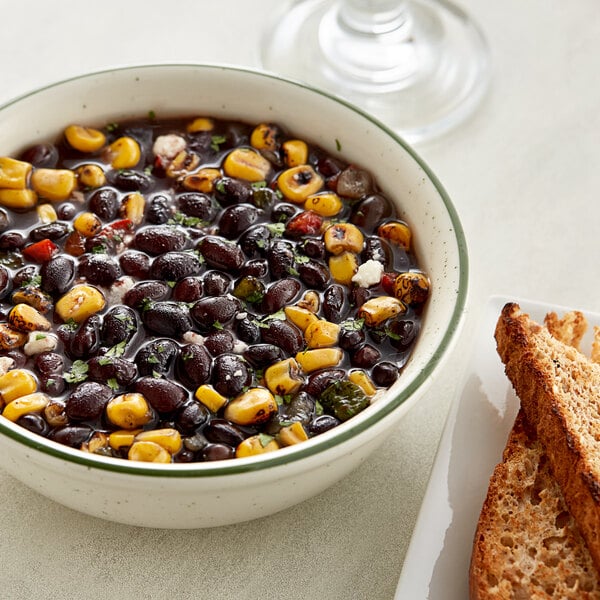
[0,157,32,189]
[135,428,182,455]
[108,429,141,450]
[377,220,412,250]
[324,222,364,255]
[224,387,278,426]
[12,287,53,314]
[277,421,309,447]
[297,290,320,313]
[30,168,76,201]
[277,165,324,203]
[81,431,109,454]
[8,304,51,333]
[250,123,281,151]
[236,434,280,458]
[44,400,68,427]
[106,393,153,429]
[284,305,319,332]
[64,125,106,152]
[282,139,308,167]
[107,136,141,169]
[264,358,303,396]
[223,148,271,182]
[120,192,145,225]
[304,319,340,348]
[329,252,358,285]
[128,440,171,463]
[36,203,57,224]
[182,167,221,193]
[0,188,38,210]
[358,296,406,327]
[186,117,215,133]
[194,385,228,413]
[304,192,343,217]
[2,392,49,422]
[165,150,201,178]
[0,369,38,404]
[295,348,343,373]
[0,324,27,351]
[76,164,106,189]
[349,370,377,396]
[55,284,106,323]
[393,271,430,306]
[73,211,102,237]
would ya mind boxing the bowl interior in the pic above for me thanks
[0,64,468,475]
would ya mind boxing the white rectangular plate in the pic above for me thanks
[394,296,600,599]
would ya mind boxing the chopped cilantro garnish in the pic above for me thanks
[147,354,160,364]
[91,245,106,254]
[215,180,226,194]
[152,370,162,378]
[148,110,156,120]
[266,222,285,237]
[64,360,89,384]
[140,297,153,312]
[287,266,300,277]
[24,274,42,288]
[105,340,127,358]
[107,378,119,391]
[97,356,113,366]
[340,318,365,331]
[315,400,324,416]
[105,122,119,132]
[294,254,310,265]
[250,180,267,189]
[258,433,275,448]
[335,138,342,151]
[210,134,227,151]
[35,333,46,341]
[213,321,224,330]
[64,318,79,332]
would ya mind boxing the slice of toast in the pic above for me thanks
[493,303,600,575]
[470,308,600,599]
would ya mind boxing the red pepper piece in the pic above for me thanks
[99,219,134,239]
[381,271,398,296]
[285,210,323,237]
[22,239,59,263]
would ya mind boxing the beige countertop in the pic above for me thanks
[1,1,599,598]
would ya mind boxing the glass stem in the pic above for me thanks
[338,0,411,36]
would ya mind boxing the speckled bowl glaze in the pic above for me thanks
[0,65,468,528]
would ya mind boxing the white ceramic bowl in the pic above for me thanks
[0,65,468,528]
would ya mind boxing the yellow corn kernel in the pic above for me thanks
[128,440,171,463]
[0,188,38,210]
[250,123,281,151]
[186,117,215,133]
[135,428,182,455]
[282,140,308,167]
[236,434,280,458]
[165,150,201,178]
[284,305,319,332]
[264,358,304,396]
[194,385,228,413]
[295,348,343,373]
[224,387,278,426]
[36,203,58,224]
[106,136,141,169]
[393,271,430,306]
[108,429,141,450]
[81,431,109,454]
[55,284,106,323]
[358,296,406,327]
[11,287,53,314]
[0,324,27,351]
[277,421,309,447]
[0,369,38,404]
[73,211,103,237]
[0,157,32,189]
[182,168,221,193]
[323,223,364,255]
[76,164,106,189]
[64,125,107,153]
[277,165,324,203]
[8,304,51,333]
[304,319,340,348]
[2,392,49,422]
[30,168,76,201]
[120,192,145,225]
[297,290,320,313]
[328,252,358,285]
[223,148,271,182]
[304,192,343,217]
[377,220,412,251]
[106,393,153,430]
[348,370,377,396]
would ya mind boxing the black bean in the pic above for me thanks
[243,343,285,368]
[0,265,11,298]
[34,351,64,376]
[270,202,298,223]
[0,231,25,250]
[336,165,373,198]
[239,225,271,258]
[49,425,93,448]
[316,154,343,178]
[0,209,8,231]
[281,391,315,425]
[174,449,197,463]
[260,278,301,314]
[109,169,153,192]
[29,222,69,242]
[236,317,261,344]
[386,318,419,351]
[78,254,121,287]
[101,305,137,346]
[119,250,151,278]
[362,236,393,269]
[135,339,179,377]
[172,276,203,303]
[350,193,396,232]
[87,356,137,387]
[298,260,330,290]
[40,375,65,396]
[308,414,341,436]
[135,225,187,255]
[12,266,36,288]
[190,295,241,330]
[19,143,59,168]
[69,315,101,359]
[240,258,268,279]
[17,413,50,437]
[197,236,244,271]
[88,188,119,221]
[65,381,112,420]
[142,301,192,337]
[177,192,216,221]
[211,354,251,397]
[338,326,366,352]
[40,255,75,295]
[267,240,294,279]
[201,443,235,461]
[150,251,202,282]
[260,319,303,355]
[176,343,212,387]
[123,280,171,309]
[134,377,188,413]
[146,194,172,224]
[176,402,210,434]
[351,344,381,369]
[214,176,253,206]
[56,203,77,220]
[302,238,325,260]
[204,419,246,447]
[372,361,399,387]
[304,369,345,397]
[2,350,27,369]
[322,284,348,323]
[349,286,370,309]
[218,204,259,239]
[202,271,232,296]
[204,330,235,356]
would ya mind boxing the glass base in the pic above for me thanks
[260,0,491,144]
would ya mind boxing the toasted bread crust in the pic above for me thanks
[495,303,600,573]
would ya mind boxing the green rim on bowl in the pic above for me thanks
[0,64,468,477]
